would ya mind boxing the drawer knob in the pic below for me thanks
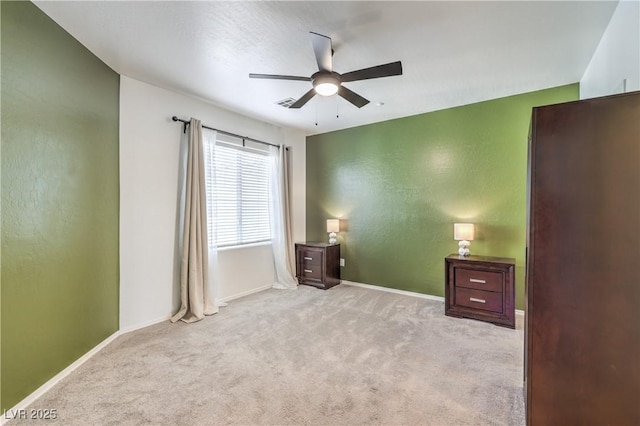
[469,278,486,284]
[304,257,313,260]
[469,297,486,304]
[304,269,313,273]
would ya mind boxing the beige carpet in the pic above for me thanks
[9,284,525,425]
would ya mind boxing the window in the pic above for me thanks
[203,130,271,248]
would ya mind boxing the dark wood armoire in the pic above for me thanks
[525,91,640,425]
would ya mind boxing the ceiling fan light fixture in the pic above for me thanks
[313,74,340,96]
[315,82,339,96]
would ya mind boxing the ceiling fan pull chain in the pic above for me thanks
[315,104,318,126]
[336,98,340,119]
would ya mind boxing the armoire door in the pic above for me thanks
[526,91,640,425]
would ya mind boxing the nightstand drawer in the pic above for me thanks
[300,264,322,280]
[455,268,502,292]
[455,287,503,313]
[299,250,323,266]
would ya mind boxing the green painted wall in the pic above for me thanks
[306,84,578,310]
[1,2,119,411]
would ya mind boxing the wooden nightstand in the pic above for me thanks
[295,243,341,290]
[445,254,515,328]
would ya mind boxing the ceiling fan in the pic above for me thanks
[249,32,403,109]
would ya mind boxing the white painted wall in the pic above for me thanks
[119,76,306,331]
[580,0,640,99]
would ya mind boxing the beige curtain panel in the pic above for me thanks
[171,118,217,323]
[269,145,298,289]
[281,146,296,279]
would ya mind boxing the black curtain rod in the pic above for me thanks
[172,116,282,149]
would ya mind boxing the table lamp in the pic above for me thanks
[327,219,340,244]
[454,223,475,256]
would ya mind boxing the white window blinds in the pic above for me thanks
[203,131,271,248]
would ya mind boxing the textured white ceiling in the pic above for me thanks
[34,1,617,135]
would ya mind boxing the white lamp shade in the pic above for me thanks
[454,223,475,241]
[326,219,340,233]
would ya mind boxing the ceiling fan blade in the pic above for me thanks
[340,61,403,83]
[289,88,316,109]
[338,86,369,108]
[249,73,311,82]
[310,32,333,73]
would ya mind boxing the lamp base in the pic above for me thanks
[329,232,337,245]
[458,240,470,256]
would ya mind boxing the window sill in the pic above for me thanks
[216,241,272,252]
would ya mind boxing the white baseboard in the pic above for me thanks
[216,283,273,304]
[1,331,121,425]
[3,283,279,422]
[121,286,278,332]
[1,314,172,425]
[343,280,446,302]
[119,315,171,335]
[342,280,525,318]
